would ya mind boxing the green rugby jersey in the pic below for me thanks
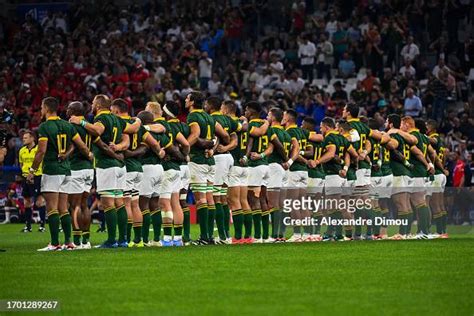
[140,129,170,166]
[268,125,291,165]
[389,133,411,177]
[307,136,325,179]
[409,129,430,178]
[38,116,78,175]
[369,137,383,177]
[211,111,239,155]
[342,133,357,181]
[93,110,126,169]
[248,119,271,167]
[153,117,180,170]
[321,130,351,175]
[187,109,215,165]
[229,116,245,166]
[380,144,393,176]
[70,117,93,171]
[286,124,308,172]
[168,118,190,165]
[347,118,371,169]
[122,116,148,173]
[429,132,445,175]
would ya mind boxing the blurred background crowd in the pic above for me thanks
[0,0,473,224]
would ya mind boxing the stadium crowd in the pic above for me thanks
[0,0,473,226]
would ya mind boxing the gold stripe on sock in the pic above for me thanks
[208,205,216,211]
[243,209,252,215]
[104,206,114,213]
[182,207,190,212]
[162,223,173,228]
[73,231,82,235]
[232,210,243,215]
[82,231,90,235]
[47,210,59,216]
[150,209,161,216]
[252,209,262,215]
[197,204,208,211]
[173,224,183,228]
[433,213,443,219]
[127,219,133,223]
[59,213,69,218]
[116,204,125,209]
[141,209,150,215]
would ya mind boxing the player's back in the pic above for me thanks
[268,125,291,164]
[70,123,93,171]
[285,124,308,172]
[93,111,125,169]
[187,109,215,165]
[248,119,271,167]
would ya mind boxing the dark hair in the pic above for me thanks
[42,97,59,113]
[94,94,111,109]
[245,101,262,114]
[387,114,401,128]
[346,103,359,118]
[111,98,129,113]
[337,120,352,132]
[206,96,221,111]
[368,118,380,130]
[415,118,427,134]
[303,117,316,126]
[222,100,237,114]
[321,117,335,128]
[284,109,297,121]
[68,101,85,116]
[426,119,438,131]
[137,111,154,125]
[359,116,368,124]
[270,107,283,122]
[164,100,179,118]
[189,91,205,108]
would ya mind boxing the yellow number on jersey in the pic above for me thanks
[132,134,138,150]
[403,144,411,160]
[384,147,390,162]
[85,134,92,150]
[338,146,345,158]
[206,125,211,140]
[284,142,291,156]
[314,147,322,160]
[240,132,248,150]
[373,143,380,161]
[258,135,269,152]
[422,143,427,157]
[112,127,118,143]
[57,133,67,154]
[360,133,366,151]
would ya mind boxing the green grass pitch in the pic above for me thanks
[0,224,473,315]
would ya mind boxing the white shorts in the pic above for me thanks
[179,165,190,190]
[140,164,164,198]
[267,163,286,189]
[342,179,355,196]
[228,166,248,187]
[96,166,126,192]
[355,168,371,186]
[189,162,216,184]
[287,170,308,188]
[160,169,181,199]
[411,177,426,193]
[379,174,394,198]
[214,154,234,186]
[392,175,412,194]
[324,174,346,195]
[247,165,270,187]
[125,172,143,193]
[41,174,72,193]
[68,169,94,194]
[308,177,325,194]
[431,174,447,194]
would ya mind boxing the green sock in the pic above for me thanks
[197,204,209,240]
[271,208,280,238]
[344,227,353,238]
[151,210,162,242]
[252,209,262,239]
[133,223,142,243]
[416,204,431,234]
[373,208,381,235]
[73,228,82,246]
[127,220,133,243]
[262,209,270,239]
[313,214,322,234]
[405,212,414,235]
[434,214,443,234]
[223,204,231,238]
[354,208,364,236]
[207,205,216,239]
[365,207,374,236]
[333,211,343,238]
[142,210,150,243]
[47,211,60,246]
[183,207,191,241]
[174,224,183,237]
[243,210,253,238]
[104,207,117,243]
[82,231,90,244]
[163,224,172,238]
[398,213,409,235]
[232,209,243,239]
[116,205,127,243]
[441,211,448,234]
[214,203,226,240]
[60,213,72,244]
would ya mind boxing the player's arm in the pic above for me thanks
[288,137,300,165]
[110,134,130,152]
[72,134,93,160]
[347,145,359,159]
[29,139,47,175]
[248,120,269,137]
[308,132,324,142]
[397,129,418,145]
[143,132,162,157]
[94,137,124,161]
[164,142,186,162]
[217,133,237,153]
[428,144,444,171]
[270,134,289,161]
[303,143,314,159]
[359,140,371,161]
[69,116,104,137]
[123,118,142,134]
[144,124,166,134]
[250,142,274,160]
[410,145,433,172]
[58,143,76,161]
[215,122,230,145]
[339,152,351,178]
[124,144,148,158]
[315,144,336,165]
[175,132,190,156]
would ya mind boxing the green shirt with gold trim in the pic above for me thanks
[389,133,411,177]
[211,111,240,155]
[369,137,383,177]
[248,119,271,167]
[286,124,308,172]
[307,135,325,179]
[229,116,245,166]
[121,116,148,173]
[93,110,126,169]
[429,132,445,175]
[70,117,93,171]
[321,130,351,176]
[268,125,291,165]
[347,118,371,170]
[38,116,78,176]
[187,109,215,165]
[409,128,430,178]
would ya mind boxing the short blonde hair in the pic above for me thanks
[401,116,415,128]
[146,101,161,115]
[94,94,111,109]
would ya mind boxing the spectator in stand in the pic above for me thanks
[198,51,213,91]
[225,9,244,54]
[400,36,420,64]
[316,33,333,80]
[297,34,316,83]
[361,69,379,93]
[404,88,423,117]
[429,69,450,121]
[338,52,356,78]
[399,59,416,78]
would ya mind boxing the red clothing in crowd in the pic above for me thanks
[453,159,465,187]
